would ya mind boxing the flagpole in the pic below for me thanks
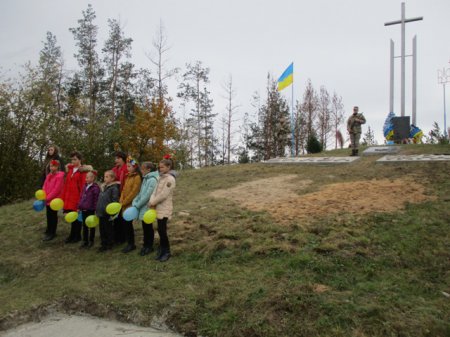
[291,64,295,157]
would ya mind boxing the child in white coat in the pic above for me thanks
[149,159,176,262]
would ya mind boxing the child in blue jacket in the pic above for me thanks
[131,162,159,256]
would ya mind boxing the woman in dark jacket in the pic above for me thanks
[40,145,64,186]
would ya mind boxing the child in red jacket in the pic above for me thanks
[62,151,89,244]
[42,160,65,241]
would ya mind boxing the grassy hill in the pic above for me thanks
[1,144,449,337]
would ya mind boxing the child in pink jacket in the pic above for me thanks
[42,160,65,241]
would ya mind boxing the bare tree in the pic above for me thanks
[317,86,332,149]
[330,92,345,149]
[221,74,239,164]
[146,21,178,102]
[301,79,318,141]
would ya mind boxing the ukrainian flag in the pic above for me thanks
[277,62,293,91]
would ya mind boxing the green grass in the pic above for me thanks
[0,144,449,336]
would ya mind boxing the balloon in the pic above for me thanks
[49,198,64,211]
[77,212,83,222]
[143,209,157,224]
[35,189,46,201]
[123,206,138,221]
[85,215,99,228]
[33,200,45,212]
[64,211,78,223]
[106,202,121,215]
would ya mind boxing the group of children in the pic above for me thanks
[40,147,176,262]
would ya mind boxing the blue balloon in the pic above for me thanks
[123,206,138,221]
[77,212,83,222]
[33,200,45,212]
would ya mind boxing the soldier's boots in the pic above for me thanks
[350,149,359,156]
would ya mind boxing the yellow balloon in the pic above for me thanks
[64,211,78,223]
[143,209,157,224]
[106,202,121,215]
[35,189,46,201]
[86,215,99,228]
[49,198,64,211]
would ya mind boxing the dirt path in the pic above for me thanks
[0,313,181,337]
[210,174,434,223]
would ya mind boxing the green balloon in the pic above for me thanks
[50,198,64,211]
[106,202,121,215]
[35,189,46,201]
[86,215,99,228]
[143,209,157,224]
[64,211,78,223]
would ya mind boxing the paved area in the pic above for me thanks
[263,150,450,165]
[0,314,181,337]
[264,157,360,164]
[377,154,450,162]
[362,146,400,156]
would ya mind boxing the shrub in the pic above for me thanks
[306,134,323,153]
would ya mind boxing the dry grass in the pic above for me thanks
[1,144,449,337]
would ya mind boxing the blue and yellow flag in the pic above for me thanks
[277,62,293,91]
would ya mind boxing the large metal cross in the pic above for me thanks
[385,2,423,120]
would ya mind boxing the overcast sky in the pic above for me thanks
[1,0,449,145]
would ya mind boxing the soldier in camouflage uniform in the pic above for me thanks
[347,106,366,156]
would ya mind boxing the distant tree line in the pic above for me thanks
[0,4,348,205]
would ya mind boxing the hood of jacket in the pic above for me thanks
[168,170,178,179]
[143,170,159,181]
[102,180,120,190]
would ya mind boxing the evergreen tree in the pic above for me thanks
[69,4,102,119]
[34,32,66,163]
[306,133,323,153]
[293,100,307,155]
[237,111,251,163]
[249,75,290,160]
[102,18,133,123]
[0,75,41,204]
[177,61,215,167]
[362,126,377,146]
[68,5,117,172]
[428,122,449,144]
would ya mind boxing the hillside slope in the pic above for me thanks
[1,144,449,337]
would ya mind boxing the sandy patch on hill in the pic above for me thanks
[210,175,434,222]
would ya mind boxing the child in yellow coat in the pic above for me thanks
[119,157,142,253]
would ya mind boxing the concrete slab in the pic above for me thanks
[362,146,400,156]
[0,313,181,337]
[377,154,450,162]
[263,157,360,164]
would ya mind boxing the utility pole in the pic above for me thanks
[437,66,450,138]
